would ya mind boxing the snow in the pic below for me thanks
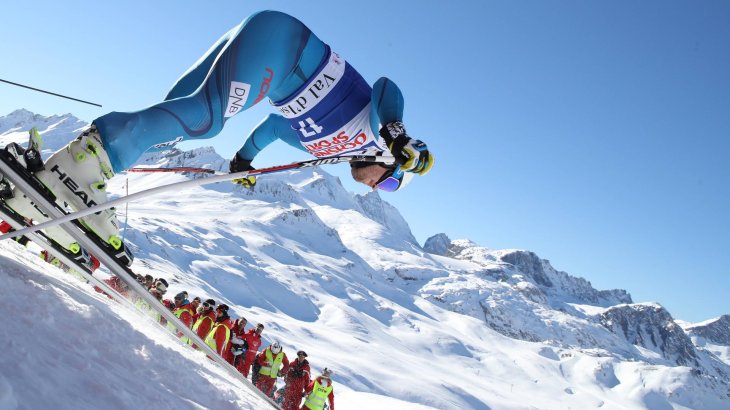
[0,241,271,410]
[1,111,729,409]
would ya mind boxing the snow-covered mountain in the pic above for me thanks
[1,110,729,409]
[0,109,87,152]
[682,316,730,373]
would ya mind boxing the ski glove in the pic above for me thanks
[229,154,257,188]
[379,121,434,175]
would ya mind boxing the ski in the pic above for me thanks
[0,203,93,272]
[0,137,282,408]
[0,203,146,310]
[1,153,396,242]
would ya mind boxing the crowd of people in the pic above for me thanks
[101,272,336,410]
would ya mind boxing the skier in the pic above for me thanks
[256,341,290,397]
[301,368,335,410]
[282,350,311,410]
[4,10,434,256]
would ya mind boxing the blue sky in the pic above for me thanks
[1,1,728,323]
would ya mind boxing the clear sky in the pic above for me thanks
[1,1,728,323]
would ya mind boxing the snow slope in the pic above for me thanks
[1,110,729,409]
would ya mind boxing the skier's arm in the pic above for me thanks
[328,390,335,410]
[370,77,404,126]
[370,77,434,176]
[233,114,306,165]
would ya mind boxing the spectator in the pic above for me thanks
[252,352,262,387]
[143,274,154,290]
[282,350,311,410]
[103,276,130,298]
[301,368,335,410]
[241,323,265,378]
[191,296,202,322]
[161,293,173,323]
[256,341,289,397]
[204,304,233,355]
[190,298,217,349]
[168,292,195,342]
[136,285,165,324]
[229,317,248,367]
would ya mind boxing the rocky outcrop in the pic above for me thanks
[686,315,730,346]
[600,303,700,367]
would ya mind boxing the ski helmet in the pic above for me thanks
[271,341,282,354]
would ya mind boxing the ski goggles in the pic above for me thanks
[375,166,405,192]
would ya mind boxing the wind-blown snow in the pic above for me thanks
[1,111,729,409]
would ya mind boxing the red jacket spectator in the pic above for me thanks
[282,350,311,410]
[190,297,201,322]
[240,323,264,377]
[229,317,248,366]
[190,299,217,349]
[301,371,335,410]
[169,293,195,341]
[94,275,130,299]
[105,276,130,298]
[256,341,289,397]
[204,304,233,355]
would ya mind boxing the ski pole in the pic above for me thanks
[0,155,395,241]
[128,167,217,174]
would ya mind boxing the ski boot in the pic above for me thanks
[3,127,133,266]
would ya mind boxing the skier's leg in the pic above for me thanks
[4,11,325,250]
[163,26,235,101]
[95,10,327,173]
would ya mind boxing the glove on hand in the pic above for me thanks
[379,121,434,175]
[229,154,257,188]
